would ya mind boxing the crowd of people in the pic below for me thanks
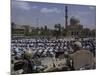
[11,37,96,74]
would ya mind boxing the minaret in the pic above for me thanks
[65,6,68,29]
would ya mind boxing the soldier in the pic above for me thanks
[70,41,95,70]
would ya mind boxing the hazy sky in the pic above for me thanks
[11,0,96,29]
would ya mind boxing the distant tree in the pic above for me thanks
[11,22,16,34]
[39,26,44,36]
[44,25,48,36]
[54,24,62,38]
[44,25,48,31]
[23,25,29,36]
[91,29,96,37]
[62,27,67,37]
